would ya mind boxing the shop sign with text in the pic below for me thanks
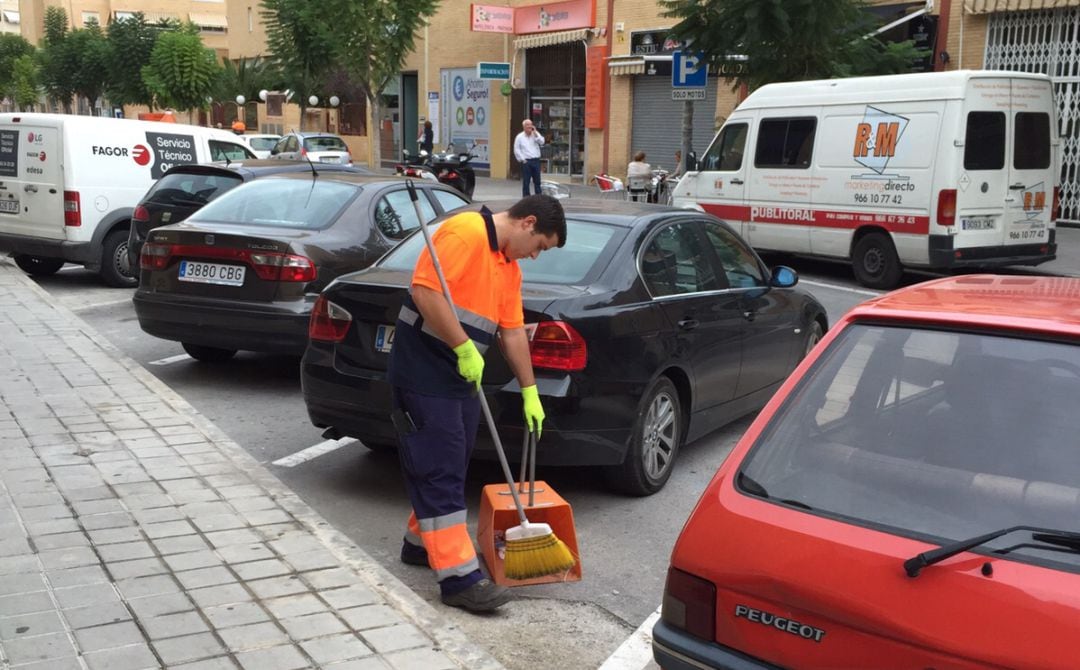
[471,4,514,33]
[514,0,595,35]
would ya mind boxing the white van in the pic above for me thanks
[672,71,1060,288]
[0,114,255,286]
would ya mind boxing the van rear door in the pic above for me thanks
[1003,78,1056,247]
[0,122,65,240]
[955,79,1011,249]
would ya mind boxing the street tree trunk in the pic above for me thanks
[368,91,382,170]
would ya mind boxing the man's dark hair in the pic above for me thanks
[508,194,567,248]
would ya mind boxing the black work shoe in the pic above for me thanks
[400,540,429,567]
[441,578,512,612]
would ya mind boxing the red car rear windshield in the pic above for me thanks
[739,322,1080,569]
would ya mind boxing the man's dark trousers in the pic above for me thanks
[521,157,542,196]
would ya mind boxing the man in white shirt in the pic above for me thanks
[514,119,545,196]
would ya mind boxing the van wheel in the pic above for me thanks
[182,343,237,362]
[100,229,138,288]
[852,233,902,289]
[13,255,65,276]
[605,376,682,496]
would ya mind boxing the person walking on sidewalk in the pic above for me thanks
[514,119,545,196]
[386,194,567,613]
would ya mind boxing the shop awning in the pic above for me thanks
[114,11,179,24]
[607,57,645,76]
[965,0,1080,13]
[2,10,18,24]
[189,13,228,29]
[513,28,591,50]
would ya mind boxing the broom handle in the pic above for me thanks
[518,430,529,494]
[529,430,537,507]
[405,181,529,527]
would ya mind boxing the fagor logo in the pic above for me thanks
[132,144,151,166]
[852,106,909,175]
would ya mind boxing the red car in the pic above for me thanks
[655,275,1080,669]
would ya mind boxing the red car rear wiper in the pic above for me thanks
[904,525,1080,578]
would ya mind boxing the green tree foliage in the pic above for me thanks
[67,20,109,110]
[0,34,34,102]
[212,56,284,106]
[12,54,39,111]
[659,0,928,91]
[104,13,160,109]
[141,27,222,111]
[262,0,440,166]
[38,6,77,112]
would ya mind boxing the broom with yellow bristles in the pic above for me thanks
[405,181,576,580]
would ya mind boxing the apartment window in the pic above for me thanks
[81,11,100,26]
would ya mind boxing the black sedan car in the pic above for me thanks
[127,159,370,270]
[301,202,827,495]
[133,173,472,361]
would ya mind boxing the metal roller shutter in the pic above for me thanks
[630,76,720,174]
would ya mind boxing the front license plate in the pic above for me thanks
[178,260,245,286]
[961,216,995,231]
[0,198,19,214]
[375,325,395,353]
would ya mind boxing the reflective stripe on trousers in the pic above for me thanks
[394,387,483,583]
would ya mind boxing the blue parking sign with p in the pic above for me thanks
[672,51,707,88]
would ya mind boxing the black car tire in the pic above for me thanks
[13,254,65,276]
[802,319,824,360]
[100,229,138,288]
[852,232,902,289]
[362,439,397,454]
[182,343,237,363]
[606,376,682,496]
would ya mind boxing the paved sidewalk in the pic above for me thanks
[0,257,503,669]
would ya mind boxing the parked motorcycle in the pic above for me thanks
[429,143,477,198]
[394,145,439,184]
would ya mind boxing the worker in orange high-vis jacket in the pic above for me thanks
[386,195,566,613]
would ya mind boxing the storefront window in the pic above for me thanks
[527,43,586,176]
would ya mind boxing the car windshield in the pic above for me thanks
[189,178,358,229]
[145,172,242,207]
[249,137,280,151]
[304,136,348,152]
[379,218,621,284]
[738,323,1080,569]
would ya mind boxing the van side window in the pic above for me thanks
[701,123,748,171]
[964,112,1005,170]
[1014,112,1051,170]
[209,141,254,162]
[754,118,816,169]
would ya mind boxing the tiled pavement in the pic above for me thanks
[0,256,503,669]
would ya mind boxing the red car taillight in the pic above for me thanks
[1053,186,1061,221]
[661,567,717,641]
[529,321,586,371]
[937,189,956,226]
[309,294,352,342]
[138,243,316,282]
[132,205,150,223]
[63,191,81,227]
[140,242,171,270]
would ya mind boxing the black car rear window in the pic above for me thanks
[379,218,623,284]
[144,172,243,208]
[189,178,359,229]
[304,136,348,152]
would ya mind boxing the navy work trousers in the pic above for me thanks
[393,387,483,595]
[521,157,542,196]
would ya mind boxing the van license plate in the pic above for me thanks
[375,325,395,353]
[961,216,995,231]
[0,199,19,214]
[178,261,245,286]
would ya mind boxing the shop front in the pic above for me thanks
[522,41,587,177]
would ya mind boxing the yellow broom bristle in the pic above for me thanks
[503,532,576,580]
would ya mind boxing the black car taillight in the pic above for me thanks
[140,242,171,270]
[132,205,150,223]
[661,567,716,641]
[309,295,352,342]
[529,321,586,371]
[249,252,317,282]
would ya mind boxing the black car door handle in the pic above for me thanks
[742,310,755,321]
[678,318,699,331]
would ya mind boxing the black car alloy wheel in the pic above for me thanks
[607,376,682,496]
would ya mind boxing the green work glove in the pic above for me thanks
[521,384,545,438]
[452,339,484,390]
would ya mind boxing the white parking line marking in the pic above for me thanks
[599,606,661,670]
[800,279,882,298]
[71,298,134,311]
[272,437,357,468]
[148,354,192,366]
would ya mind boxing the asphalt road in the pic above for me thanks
[23,219,1079,669]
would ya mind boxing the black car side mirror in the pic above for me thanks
[770,265,798,288]
[685,151,698,172]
